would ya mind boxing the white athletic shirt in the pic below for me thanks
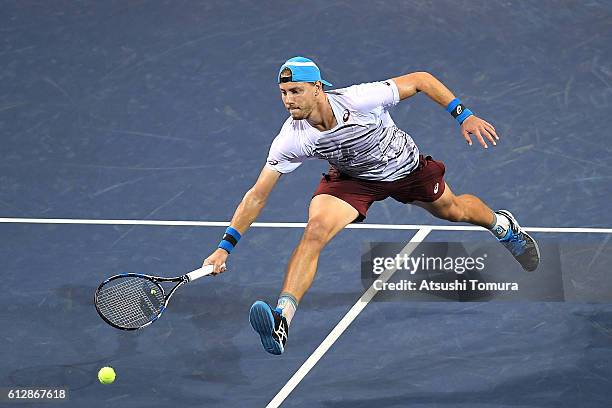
[265,79,420,181]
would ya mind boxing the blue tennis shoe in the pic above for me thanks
[249,301,288,355]
[495,210,540,271]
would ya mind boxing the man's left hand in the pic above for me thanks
[460,115,499,149]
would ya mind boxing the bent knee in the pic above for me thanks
[437,197,465,222]
[302,218,334,245]
[444,208,465,222]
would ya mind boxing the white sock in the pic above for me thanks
[276,293,298,326]
[489,212,510,238]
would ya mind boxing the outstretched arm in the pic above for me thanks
[228,166,281,233]
[391,72,499,148]
[203,166,281,273]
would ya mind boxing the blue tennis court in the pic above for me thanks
[2,1,611,407]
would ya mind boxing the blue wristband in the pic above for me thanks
[446,98,473,125]
[218,226,242,254]
[456,108,473,124]
[446,98,461,113]
[225,226,242,241]
[218,240,234,253]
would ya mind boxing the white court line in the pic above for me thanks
[0,218,611,234]
[266,228,432,408]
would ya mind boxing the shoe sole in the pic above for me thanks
[497,210,541,272]
[249,301,283,355]
[517,230,540,272]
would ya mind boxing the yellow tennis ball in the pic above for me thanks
[98,366,116,384]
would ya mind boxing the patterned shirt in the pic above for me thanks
[266,79,419,181]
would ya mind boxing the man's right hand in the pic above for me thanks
[203,248,229,275]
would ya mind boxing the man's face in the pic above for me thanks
[279,81,318,120]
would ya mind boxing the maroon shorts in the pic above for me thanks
[313,154,446,222]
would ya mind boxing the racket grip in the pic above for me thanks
[186,264,218,281]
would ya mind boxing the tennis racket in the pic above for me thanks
[94,264,219,330]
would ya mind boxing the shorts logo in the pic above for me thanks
[343,109,350,122]
[384,81,391,86]
[268,159,279,165]
[433,182,439,194]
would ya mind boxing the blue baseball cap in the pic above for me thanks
[278,56,333,87]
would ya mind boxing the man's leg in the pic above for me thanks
[413,182,540,272]
[249,194,358,355]
[280,193,359,304]
[412,182,495,227]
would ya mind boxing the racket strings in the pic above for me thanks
[104,281,151,326]
[99,279,159,327]
[96,277,165,329]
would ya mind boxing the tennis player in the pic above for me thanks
[203,56,540,355]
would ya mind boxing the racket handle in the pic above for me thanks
[186,264,219,282]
